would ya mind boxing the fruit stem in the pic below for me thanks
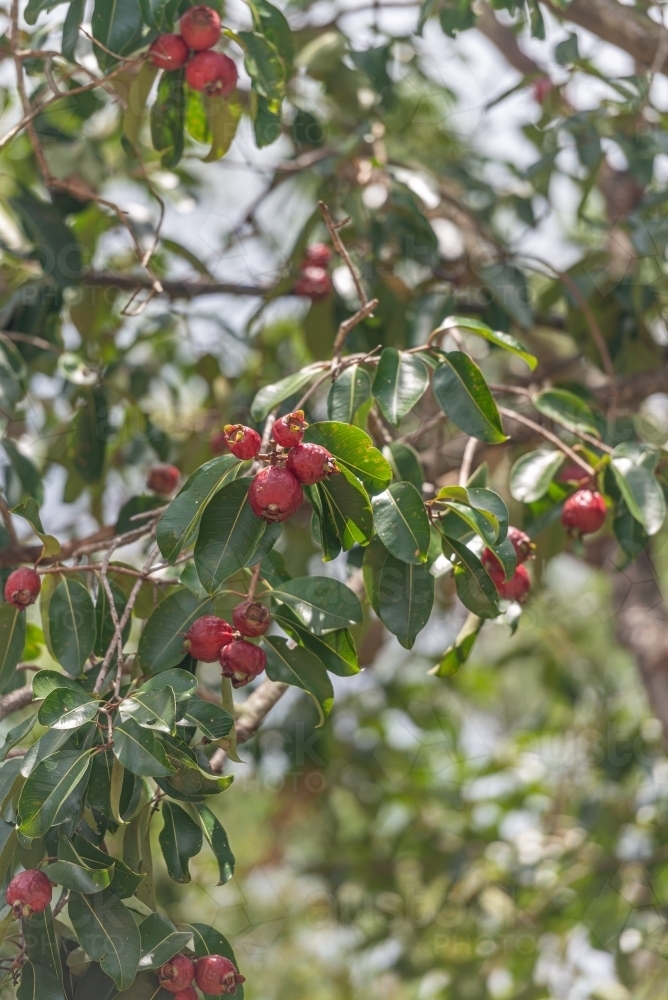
[247,563,262,601]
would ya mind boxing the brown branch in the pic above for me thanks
[81,272,270,298]
[209,679,289,773]
[498,406,594,474]
[476,2,540,75]
[0,686,33,723]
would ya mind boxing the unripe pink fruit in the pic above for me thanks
[184,616,234,662]
[186,51,237,95]
[6,869,53,918]
[195,954,246,995]
[286,443,339,485]
[561,489,606,535]
[304,243,332,268]
[223,424,262,461]
[159,954,196,993]
[149,34,189,70]
[485,560,531,603]
[180,5,221,50]
[147,464,180,495]
[4,567,41,609]
[232,600,270,637]
[220,639,266,688]
[272,410,308,448]
[248,466,303,522]
[293,266,332,302]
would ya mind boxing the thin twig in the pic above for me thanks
[498,406,594,474]
[459,438,477,486]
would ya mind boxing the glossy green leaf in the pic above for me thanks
[73,388,108,483]
[304,421,392,495]
[69,890,141,991]
[119,687,177,735]
[363,539,434,649]
[510,449,565,503]
[448,537,500,618]
[467,487,509,542]
[317,465,373,549]
[38,687,99,730]
[157,454,240,563]
[23,904,60,980]
[11,497,59,556]
[18,746,93,838]
[113,718,176,778]
[150,69,185,168]
[273,607,360,676]
[194,478,265,593]
[72,834,144,900]
[0,601,27,692]
[137,668,197,703]
[372,348,429,425]
[430,613,483,678]
[137,587,213,674]
[271,576,363,633]
[327,365,371,422]
[263,635,334,726]
[49,577,96,676]
[159,801,203,883]
[383,441,423,491]
[533,388,600,438]
[372,482,430,563]
[43,835,114,893]
[239,30,286,105]
[480,262,533,329]
[0,712,37,762]
[179,697,234,741]
[432,352,506,443]
[62,0,85,60]
[71,962,118,1000]
[249,0,293,66]
[251,367,320,421]
[20,729,73,778]
[138,912,192,972]
[611,445,666,536]
[196,803,235,885]
[437,316,537,370]
[17,962,64,1000]
[437,501,498,546]
[32,668,83,699]
[203,93,243,162]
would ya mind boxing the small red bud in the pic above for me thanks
[223,425,262,461]
[232,600,270,637]
[272,410,308,448]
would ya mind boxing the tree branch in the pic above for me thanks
[0,686,33,723]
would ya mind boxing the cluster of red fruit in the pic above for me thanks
[221,411,339,522]
[293,243,333,302]
[6,871,243,997]
[148,5,237,96]
[184,601,270,687]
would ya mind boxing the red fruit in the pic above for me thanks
[159,954,196,993]
[174,989,198,1000]
[4,567,41,609]
[304,243,332,268]
[293,266,332,302]
[561,489,607,535]
[485,560,531,603]
[149,34,189,70]
[272,410,308,448]
[210,430,229,455]
[184,616,234,662]
[286,443,339,485]
[147,464,180,495]
[6,870,52,919]
[220,639,266,688]
[248,466,303,522]
[186,51,237,95]
[180,5,221,50]
[557,462,589,485]
[223,424,261,461]
[233,600,270,637]
[195,954,246,995]
[507,526,534,564]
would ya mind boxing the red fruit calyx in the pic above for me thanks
[232,600,270,637]
[220,639,267,688]
[485,560,531,604]
[6,870,53,919]
[272,410,308,448]
[158,954,196,993]
[147,464,180,495]
[149,34,189,70]
[561,489,607,536]
[286,443,339,485]
[248,466,303,522]
[4,567,41,609]
[173,989,198,1000]
[184,616,234,662]
[304,243,332,268]
[293,266,332,302]
[195,954,246,995]
[186,51,238,95]
[223,424,262,460]
[180,5,221,50]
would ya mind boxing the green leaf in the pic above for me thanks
[383,441,423,491]
[363,540,434,649]
[185,922,243,1000]
[372,482,430,563]
[0,757,22,810]
[73,388,108,483]
[306,486,341,562]
[38,687,99,730]
[112,718,176,778]
[0,712,37,762]
[262,636,334,726]
[467,487,509,542]
[3,439,43,503]
[18,746,93,838]
[372,348,429,425]
[430,611,484,677]
[317,465,373,549]
[611,445,666,536]
[202,94,242,162]
[239,30,286,105]
[194,478,265,593]
[24,905,60,980]
[91,0,144,69]
[62,0,85,60]
[95,580,131,658]
[179,697,233,741]
[510,449,565,503]
[0,601,27,692]
[17,962,64,1000]
[49,578,96,676]
[437,316,537,370]
[327,365,371,422]
[20,729,72,778]
[251,367,321,421]
[10,191,82,292]
[12,497,60,557]
[432,352,506,443]
[119,687,177,736]
[138,912,192,972]
[157,455,240,562]
[479,262,533,329]
[196,804,235,885]
[71,963,118,1000]
[73,834,144,900]
[115,495,165,536]
[448,537,500,618]
[273,607,359,676]
[253,93,282,147]
[159,801,203,883]
[69,890,141,991]
[150,69,186,168]
[139,0,174,30]
[533,388,600,438]
[42,835,114,893]
[137,587,213,674]
[303,421,392,495]
[25,0,67,25]
[437,501,498,546]
[271,576,363,633]
[32,668,82,699]
[123,60,159,148]
[137,668,198,703]
[249,0,293,67]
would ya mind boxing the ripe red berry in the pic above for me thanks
[304,243,332,268]
[159,954,196,993]
[223,424,261,461]
[173,989,198,1000]
[186,51,237,95]
[6,870,53,919]
[180,5,221,50]
[561,489,607,535]
[248,466,303,522]
[293,266,332,302]
[195,954,246,995]
[485,560,531,603]
[4,567,41,609]
[557,462,589,484]
[220,639,267,688]
[286,443,339,485]
[506,526,534,564]
[147,465,180,495]
[272,410,308,448]
[232,600,270,637]
[184,616,234,662]
[149,34,189,70]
